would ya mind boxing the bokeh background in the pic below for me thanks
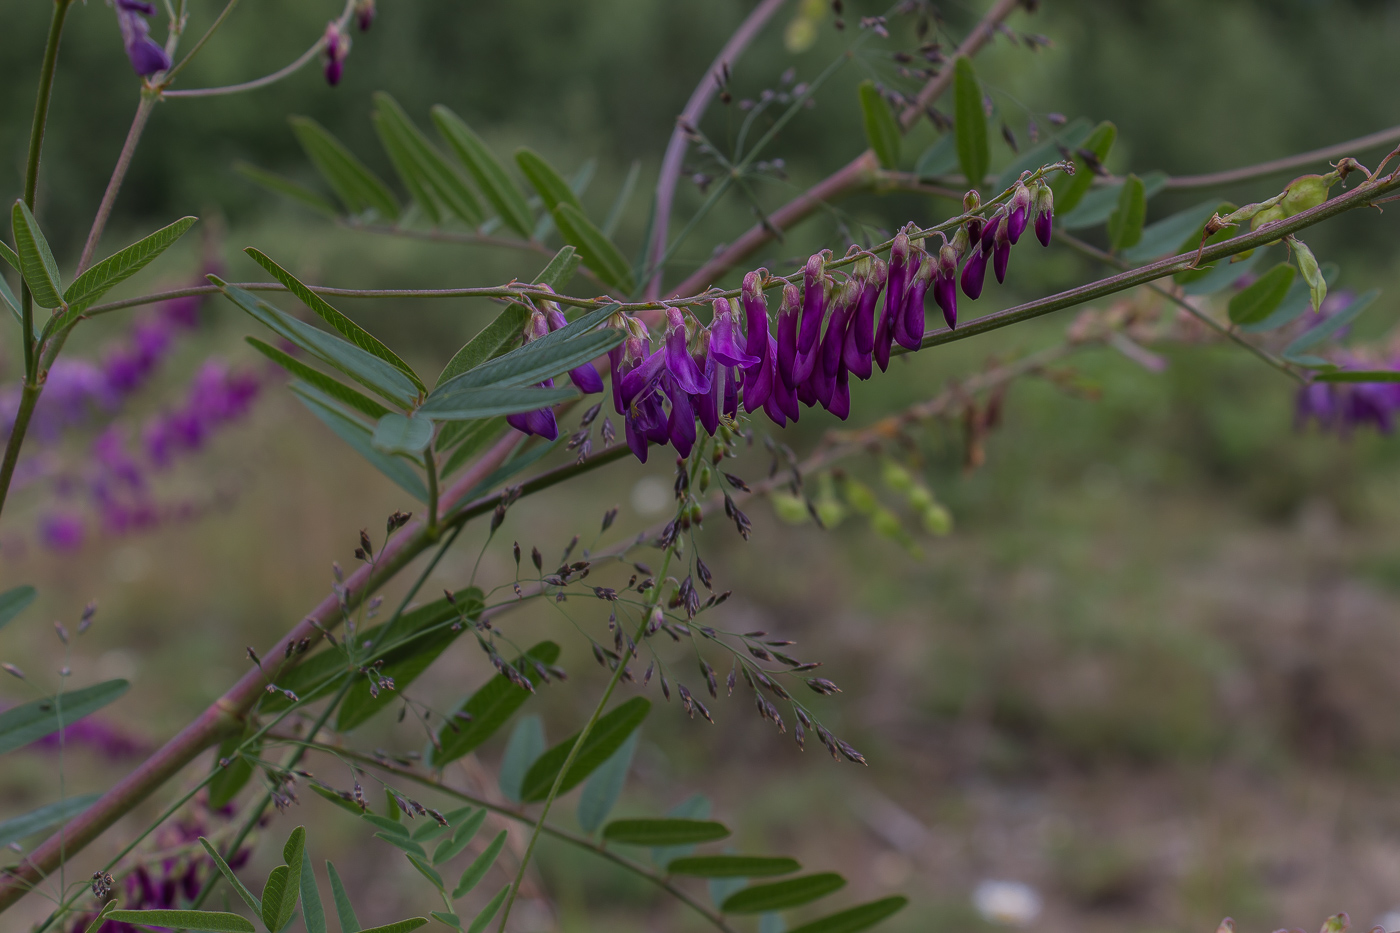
[5,1,1400,931]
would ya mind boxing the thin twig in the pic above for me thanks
[162,40,325,97]
[76,95,158,275]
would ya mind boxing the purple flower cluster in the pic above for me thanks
[324,23,350,86]
[599,184,1052,462]
[112,0,171,77]
[1296,361,1400,434]
[506,301,605,441]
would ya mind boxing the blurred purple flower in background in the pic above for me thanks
[112,0,171,76]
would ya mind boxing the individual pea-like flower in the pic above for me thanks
[354,0,376,31]
[740,272,776,411]
[992,212,1013,284]
[323,22,350,86]
[505,312,560,440]
[1033,183,1055,247]
[842,256,885,381]
[874,232,911,373]
[37,512,85,552]
[112,0,172,77]
[893,246,932,352]
[1006,183,1032,245]
[960,241,989,300]
[934,242,960,330]
[792,251,832,386]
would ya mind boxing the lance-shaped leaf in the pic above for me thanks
[452,830,507,898]
[532,159,595,242]
[1228,263,1295,325]
[0,239,18,271]
[576,732,637,834]
[430,912,461,931]
[953,58,988,189]
[516,148,585,216]
[1240,261,1338,332]
[520,697,651,802]
[1,271,20,327]
[373,94,483,226]
[406,855,445,891]
[1315,369,1400,382]
[465,887,508,933]
[532,245,581,291]
[432,107,533,237]
[11,200,64,309]
[328,861,361,933]
[441,417,508,476]
[603,160,641,237]
[216,280,419,408]
[104,910,254,932]
[438,305,530,388]
[498,716,545,804]
[0,680,129,754]
[290,382,428,502]
[1107,173,1147,251]
[603,818,731,847]
[1052,120,1116,215]
[666,856,802,878]
[244,249,424,392]
[246,337,390,420]
[433,809,487,865]
[360,921,428,933]
[235,162,339,217]
[373,109,441,225]
[291,116,399,220]
[787,896,909,933]
[1120,199,1227,262]
[261,826,305,933]
[199,837,261,914]
[553,203,635,294]
[0,794,99,848]
[431,327,621,396]
[721,873,847,914]
[372,413,434,454]
[430,642,561,766]
[0,584,37,632]
[858,80,900,170]
[1284,289,1380,360]
[63,216,198,315]
[301,849,327,933]
[417,384,578,421]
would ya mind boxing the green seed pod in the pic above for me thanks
[771,492,810,525]
[920,503,953,536]
[881,459,916,494]
[1279,173,1330,217]
[698,465,712,494]
[840,476,879,514]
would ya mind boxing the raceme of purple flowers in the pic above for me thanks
[1295,359,1400,434]
[112,0,171,76]
[508,183,1054,463]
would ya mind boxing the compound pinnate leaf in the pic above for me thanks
[406,855,445,891]
[373,94,483,226]
[63,216,197,315]
[498,715,545,804]
[0,680,129,755]
[291,116,399,220]
[953,58,988,189]
[0,795,98,849]
[430,642,560,767]
[515,148,584,215]
[416,385,578,422]
[553,202,636,294]
[11,200,63,309]
[532,245,581,291]
[721,873,847,914]
[431,327,621,397]
[246,337,390,421]
[1284,288,1380,359]
[104,910,254,932]
[432,106,533,237]
[1228,263,1295,326]
[992,117,1092,193]
[433,809,487,865]
[520,697,651,802]
[0,584,37,632]
[207,728,259,810]
[666,855,802,878]
[602,818,731,847]
[858,80,900,170]
[787,896,910,933]
[453,830,507,899]
[437,305,529,388]
[0,238,18,271]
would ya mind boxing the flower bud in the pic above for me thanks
[354,0,376,31]
[323,23,350,86]
[1006,184,1032,244]
[1033,183,1054,247]
[960,245,989,300]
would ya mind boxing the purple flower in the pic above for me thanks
[740,271,771,371]
[776,284,801,390]
[323,23,349,86]
[979,211,1003,253]
[934,244,959,330]
[709,299,758,369]
[993,219,1012,284]
[544,306,605,393]
[842,257,884,380]
[875,233,911,373]
[354,0,376,31]
[113,0,171,76]
[894,250,932,352]
[743,332,777,413]
[37,512,85,552]
[664,308,711,395]
[960,244,989,300]
[792,251,831,385]
[1296,362,1400,435]
[1006,184,1031,245]
[1034,183,1054,247]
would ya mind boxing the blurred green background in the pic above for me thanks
[5,1,1400,932]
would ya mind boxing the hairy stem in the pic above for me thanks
[76,94,158,276]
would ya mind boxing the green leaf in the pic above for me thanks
[651,795,711,866]
[327,861,360,933]
[787,896,910,933]
[244,249,424,393]
[105,910,255,932]
[515,148,585,216]
[465,886,508,933]
[0,238,18,271]
[1292,237,1327,312]
[576,731,636,835]
[1176,247,1265,296]
[441,417,509,476]
[289,381,428,502]
[63,216,197,315]
[372,413,434,454]
[1315,370,1400,382]
[81,901,118,933]
[603,161,641,238]
[1051,120,1116,215]
[433,809,487,865]
[207,728,259,809]
[1240,262,1339,332]
[411,819,451,844]
[915,134,958,179]
[532,246,582,291]
[1,269,20,327]
[553,202,635,294]
[1117,199,1222,262]
[430,642,561,766]
[417,385,578,421]
[290,116,399,220]
[274,826,307,932]
[498,715,545,804]
[603,818,731,847]
[1059,171,1167,231]
[359,921,428,933]
[1228,263,1295,326]
[1106,173,1147,251]
[406,854,445,891]
[858,80,900,170]
[432,107,532,237]
[666,856,802,878]
[373,95,483,226]
[363,813,409,837]
[1284,288,1380,359]
[0,794,98,848]
[431,912,462,931]
[375,832,428,858]
[521,698,651,802]
[309,783,363,816]
[301,849,327,933]
[721,873,847,914]
[372,109,442,225]
[260,864,290,933]
[11,200,64,309]
[0,584,37,632]
[0,680,129,754]
[953,58,988,188]
[246,337,391,420]
[453,830,507,898]
[199,837,261,914]
[235,162,339,217]
[431,327,621,396]
[216,281,419,408]
[438,305,530,388]
[992,117,1092,192]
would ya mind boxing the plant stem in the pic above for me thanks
[161,0,241,81]
[76,94,158,276]
[162,39,325,97]
[425,446,441,539]
[0,384,40,522]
